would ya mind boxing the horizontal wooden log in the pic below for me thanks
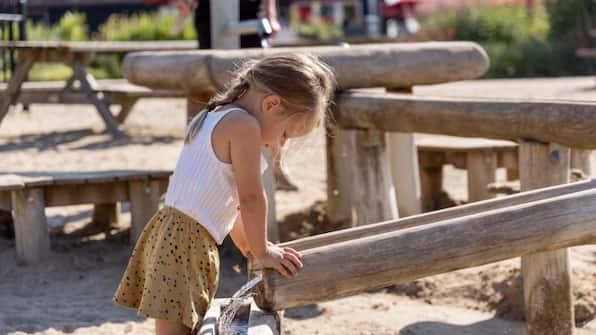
[334,92,596,149]
[281,179,596,251]
[258,188,596,311]
[122,42,489,91]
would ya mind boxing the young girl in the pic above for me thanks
[113,53,335,335]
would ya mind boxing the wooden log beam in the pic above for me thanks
[334,92,596,149]
[122,42,489,91]
[256,188,596,311]
[280,178,596,251]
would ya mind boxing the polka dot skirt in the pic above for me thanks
[113,206,219,330]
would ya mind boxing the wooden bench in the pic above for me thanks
[416,135,518,211]
[0,170,171,264]
[0,79,184,123]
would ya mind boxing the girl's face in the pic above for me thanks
[258,94,316,148]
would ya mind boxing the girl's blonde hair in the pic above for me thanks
[185,53,335,144]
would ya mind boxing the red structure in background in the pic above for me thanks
[382,0,420,19]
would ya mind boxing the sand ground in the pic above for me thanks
[0,77,595,334]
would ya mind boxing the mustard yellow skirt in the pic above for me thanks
[113,206,219,330]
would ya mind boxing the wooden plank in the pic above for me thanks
[12,188,50,265]
[122,42,489,91]
[255,188,596,311]
[417,135,518,152]
[128,180,163,244]
[334,92,596,149]
[280,178,596,251]
[0,40,196,54]
[466,150,497,202]
[520,141,574,335]
[44,182,130,207]
[0,49,37,123]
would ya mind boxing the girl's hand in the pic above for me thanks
[259,244,303,279]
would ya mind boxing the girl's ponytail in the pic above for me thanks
[184,75,251,144]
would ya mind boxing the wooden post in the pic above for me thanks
[419,164,442,212]
[128,180,163,244]
[346,129,398,226]
[326,122,355,226]
[386,87,421,217]
[466,150,497,202]
[11,188,50,264]
[91,203,121,230]
[387,132,422,216]
[519,140,574,335]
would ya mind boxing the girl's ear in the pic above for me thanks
[262,94,281,113]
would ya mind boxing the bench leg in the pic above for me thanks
[128,180,162,244]
[115,97,139,124]
[0,50,37,123]
[71,62,124,138]
[466,151,497,202]
[12,188,50,265]
[419,166,442,212]
[92,203,121,231]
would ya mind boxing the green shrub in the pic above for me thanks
[26,12,89,41]
[97,9,196,41]
[417,5,563,78]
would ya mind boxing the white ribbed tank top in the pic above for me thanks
[164,106,268,244]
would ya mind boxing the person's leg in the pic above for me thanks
[155,319,191,335]
[239,0,262,48]
[271,144,299,191]
[194,0,212,49]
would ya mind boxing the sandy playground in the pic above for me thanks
[0,77,595,335]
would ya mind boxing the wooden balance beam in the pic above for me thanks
[253,183,596,311]
[122,42,489,92]
[334,91,596,150]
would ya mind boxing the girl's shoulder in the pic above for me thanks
[213,104,258,131]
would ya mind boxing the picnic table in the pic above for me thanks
[0,40,196,137]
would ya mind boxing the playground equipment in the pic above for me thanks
[123,42,595,335]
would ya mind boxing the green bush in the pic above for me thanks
[27,12,89,41]
[418,5,554,78]
[97,9,196,41]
